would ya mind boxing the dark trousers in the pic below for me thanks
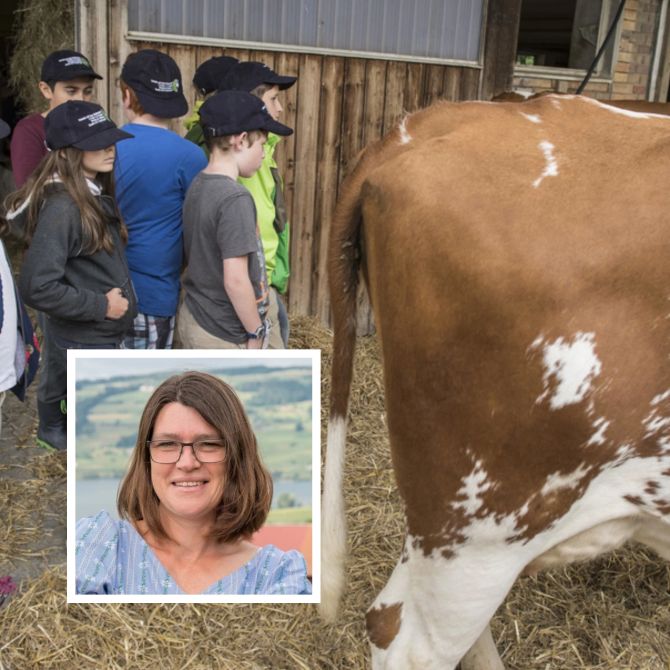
[37,316,121,405]
[275,291,290,347]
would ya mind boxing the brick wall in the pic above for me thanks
[510,0,662,101]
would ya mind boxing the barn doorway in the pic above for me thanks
[0,0,23,195]
[0,0,22,126]
[516,0,616,73]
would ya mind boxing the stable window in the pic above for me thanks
[127,0,485,64]
[516,0,617,75]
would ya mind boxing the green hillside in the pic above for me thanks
[75,366,313,482]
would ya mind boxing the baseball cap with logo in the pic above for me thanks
[45,101,133,151]
[193,55,239,96]
[40,50,102,83]
[220,61,297,93]
[199,90,293,138]
[121,49,188,118]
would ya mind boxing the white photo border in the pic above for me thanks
[66,348,321,604]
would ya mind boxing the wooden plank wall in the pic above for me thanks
[89,32,482,327]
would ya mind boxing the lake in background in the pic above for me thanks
[76,477,312,521]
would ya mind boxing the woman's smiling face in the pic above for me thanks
[149,402,226,525]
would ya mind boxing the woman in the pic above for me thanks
[76,371,311,595]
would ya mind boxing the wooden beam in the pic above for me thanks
[109,0,132,126]
[480,0,523,100]
[75,0,109,114]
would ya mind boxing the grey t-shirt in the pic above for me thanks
[182,173,269,343]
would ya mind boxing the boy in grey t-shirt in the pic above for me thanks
[177,90,292,349]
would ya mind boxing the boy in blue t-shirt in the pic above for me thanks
[115,49,207,349]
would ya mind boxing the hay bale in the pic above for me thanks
[9,0,74,113]
[1,316,668,668]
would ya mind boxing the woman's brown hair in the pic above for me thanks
[3,147,125,252]
[117,371,273,544]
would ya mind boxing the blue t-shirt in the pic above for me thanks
[76,511,312,595]
[114,124,206,317]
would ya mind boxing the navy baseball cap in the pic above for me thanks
[0,119,9,139]
[193,55,239,95]
[45,101,133,151]
[200,90,293,137]
[41,50,102,82]
[220,61,297,93]
[121,49,188,118]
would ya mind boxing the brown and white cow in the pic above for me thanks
[321,94,670,669]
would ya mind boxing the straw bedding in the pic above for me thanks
[0,316,668,669]
[9,0,74,113]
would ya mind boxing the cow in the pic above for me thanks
[321,94,670,669]
[493,89,670,117]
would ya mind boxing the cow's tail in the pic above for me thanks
[320,152,370,623]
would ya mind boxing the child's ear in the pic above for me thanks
[232,131,248,150]
[38,81,54,101]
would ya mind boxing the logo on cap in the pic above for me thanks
[151,79,180,93]
[59,56,91,68]
[78,110,110,127]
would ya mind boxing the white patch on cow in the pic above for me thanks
[540,463,591,496]
[643,408,670,439]
[398,116,412,144]
[527,516,642,570]
[520,112,541,124]
[586,416,610,447]
[369,450,670,670]
[613,442,636,464]
[534,332,602,409]
[452,461,493,515]
[582,96,670,121]
[370,523,525,670]
[532,140,558,188]
[596,101,651,120]
[514,88,534,100]
[651,389,670,405]
[320,416,348,622]
[529,334,544,350]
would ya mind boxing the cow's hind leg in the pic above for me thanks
[459,625,505,670]
[367,537,523,670]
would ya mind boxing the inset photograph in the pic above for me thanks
[66,350,319,603]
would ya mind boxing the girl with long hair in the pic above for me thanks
[6,100,137,450]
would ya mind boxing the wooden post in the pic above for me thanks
[289,54,321,317]
[109,0,131,126]
[480,0,523,100]
[313,56,344,325]
[75,0,109,114]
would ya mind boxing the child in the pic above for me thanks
[10,50,102,187]
[8,101,136,450]
[115,49,207,349]
[177,90,292,349]
[219,61,296,348]
[0,116,39,415]
[183,54,239,147]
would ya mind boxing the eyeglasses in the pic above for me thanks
[147,439,227,464]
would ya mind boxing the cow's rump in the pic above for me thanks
[323,94,670,670]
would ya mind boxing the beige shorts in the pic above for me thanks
[175,299,284,349]
[175,301,245,349]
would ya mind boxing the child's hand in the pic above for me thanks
[105,287,129,319]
